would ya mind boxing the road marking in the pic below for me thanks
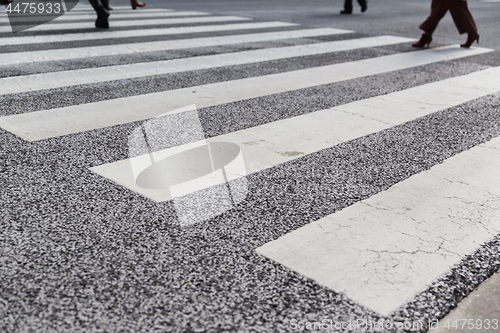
[63,6,173,11]
[0,45,491,141]
[0,21,298,46]
[0,8,170,15]
[0,35,412,95]
[0,45,491,140]
[63,8,173,14]
[0,11,210,24]
[256,134,500,316]
[0,28,349,65]
[0,15,252,33]
[89,65,500,202]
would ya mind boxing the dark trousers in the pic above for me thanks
[343,0,366,12]
[88,0,109,12]
[419,0,477,35]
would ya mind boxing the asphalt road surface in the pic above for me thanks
[1,0,500,332]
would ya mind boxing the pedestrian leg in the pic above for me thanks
[100,0,110,10]
[418,0,451,35]
[357,0,368,12]
[88,0,109,28]
[449,0,479,47]
[449,0,477,34]
[341,0,353,14]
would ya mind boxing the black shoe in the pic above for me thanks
[0,0,13,5]
[95,9,109,29]
[340,9,352,14]
[361,1,368,12]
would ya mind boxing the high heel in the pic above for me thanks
[412,33,432,48]
[461,32,479,48]
[130,0,146,9]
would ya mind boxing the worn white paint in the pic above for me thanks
[64,6,172,12]
[0,35,411,95]
[0,11,209,24]
[256,136,500,316]
[0,15,251,33]
[89,65,500,202]
[0,21,297,46]
[0,28,348,65]
[0,45,491,141]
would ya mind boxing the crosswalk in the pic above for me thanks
[1,3,500,330]
[0,11,211,24]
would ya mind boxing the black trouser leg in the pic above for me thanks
[100,0,110,10]
[87,0,109,28]
[357,0,367,12]
[88,0,104,13]
[343,0,353,12]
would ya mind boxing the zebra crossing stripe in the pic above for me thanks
[0,21,298,46]
[0,45,491,141]
[64,8,171,13]
[0,35,412,95]
[0,11,210,24]
[256,134,500,316]
[0,28,350,65]
[89,65,500,202]
[63,6,172,11]
[0,15,252,33]
[0,8,170,15]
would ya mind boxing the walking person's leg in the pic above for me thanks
[88,0,109,28]
[100,0,110,10]
[341,0,353,14]
[449,0,479,47]
[413,0,451,47]
[357,0,368,12]
[419,0,452,35]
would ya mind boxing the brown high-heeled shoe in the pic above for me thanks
[130,0,146,9]
[412,33,432,48]
[461,31,479,48]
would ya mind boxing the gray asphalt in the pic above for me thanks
[1,0,500,332]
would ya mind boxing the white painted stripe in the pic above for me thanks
[0,45,490,141]
[89,64,500,202]
[0,8,168,16]
[0,11,210,24]
[0,21,298,46]
[0,15,252,33]
[66,6,173,11]
[64,8,172,14]
[256,134,500,316]
[0,35,412,95]
[0,28,349,65]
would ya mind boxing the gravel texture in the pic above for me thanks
[1,0,500,331]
